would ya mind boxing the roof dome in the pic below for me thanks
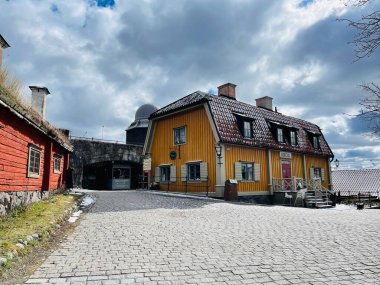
[135,104,158,120]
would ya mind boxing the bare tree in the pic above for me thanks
[341,0,380,136]
[358,83,380,136]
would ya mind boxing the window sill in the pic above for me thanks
[54,170,62,174]
[174,143,186,146]
[27,173,40,179]
[241,180,257,183]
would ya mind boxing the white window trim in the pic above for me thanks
[243,121,252,138]
[53,154,62,174]
[290,131,297,146]
[27,144,42,178]
[277,128,284,143]
[173,126,186,145]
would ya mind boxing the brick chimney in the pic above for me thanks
[30,86,50,119]
[217,83,237,100]
[255,96,273,111]
[0,34,10,67]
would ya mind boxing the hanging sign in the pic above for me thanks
[143,158,152,171]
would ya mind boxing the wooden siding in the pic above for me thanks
[271,151,281,179]
[305,155,331,188]
[0,106,69,192]
[224,145,268,192]
[150,106,216,193]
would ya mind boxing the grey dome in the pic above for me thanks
[135,104,158,120]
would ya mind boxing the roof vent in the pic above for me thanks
[256,96,273,111]
[217,83,237,100]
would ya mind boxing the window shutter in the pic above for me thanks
[235,162,242,181]
[321,168,325,182]
[309,168,314,179]
[181,164,187,182]
[155,167,160,183]
[200,162,208,181]
[170,165,176,182]
[254,163,261,181]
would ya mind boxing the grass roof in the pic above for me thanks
[0,68,73,151]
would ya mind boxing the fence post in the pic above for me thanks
[206,176,209,197]
[167,180,170,192]
[185,177,188,194]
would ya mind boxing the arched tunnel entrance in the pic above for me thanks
[82,160,142,190]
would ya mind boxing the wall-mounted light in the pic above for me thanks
[215,143,222,158]
[334,158,340,168]
[215,142,223,165]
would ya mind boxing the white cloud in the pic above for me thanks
[0,0,379,169]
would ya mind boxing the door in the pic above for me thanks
[281,160,292,190]
[111,166,131,190]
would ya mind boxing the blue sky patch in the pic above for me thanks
[298,0,314,8]
[97,0,115,8]
[50,4,59,13]
[207,89,217,95]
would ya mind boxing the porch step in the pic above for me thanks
[315,203,334,209]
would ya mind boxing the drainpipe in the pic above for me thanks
[267,149,273,195]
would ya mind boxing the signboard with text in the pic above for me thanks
[143,158,152,171]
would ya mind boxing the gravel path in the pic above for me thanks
[26,190,380,284]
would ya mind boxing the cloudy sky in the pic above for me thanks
[1,0,379,169]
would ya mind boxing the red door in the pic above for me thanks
[281,160,292,190]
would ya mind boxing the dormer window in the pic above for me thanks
[277,128,284,143]
[234,113,254,139]
[313,136,319,149]
[243,121,252,138]
[290,131,297,146]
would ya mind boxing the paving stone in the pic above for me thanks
[24,190,380,285]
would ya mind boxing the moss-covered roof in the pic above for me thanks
[0,84,73,152]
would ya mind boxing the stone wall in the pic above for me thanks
[70,139,144,187]
[0,190,49,216]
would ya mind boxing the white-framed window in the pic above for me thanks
[53,154,62,174]
[290,131,297,146]
[243,121,252,138]
[160,166,170,182]
[235,162,261,182]
[181,162,208,182]
[241,162,254,181]
[28,144,42,178]
[188,163,201,181]
[277,128,284,143]
[174,126,186,145]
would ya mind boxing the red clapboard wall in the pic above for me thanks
[0,104,70,192]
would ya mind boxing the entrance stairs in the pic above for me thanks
[305,190,333,208]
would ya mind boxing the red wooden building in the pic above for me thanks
[0,86,73,214]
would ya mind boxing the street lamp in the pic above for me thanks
[334,158,340,168]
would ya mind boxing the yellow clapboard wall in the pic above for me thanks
[150,106,216,193]
[224,144,268,192]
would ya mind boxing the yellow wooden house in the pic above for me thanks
[143,83,334,204]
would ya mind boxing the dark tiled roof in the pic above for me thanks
[332,169,380,196]
[151,91,333,156]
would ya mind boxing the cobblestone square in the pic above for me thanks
[26,191,380,284]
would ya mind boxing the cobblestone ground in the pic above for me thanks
[26,191,380,285]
